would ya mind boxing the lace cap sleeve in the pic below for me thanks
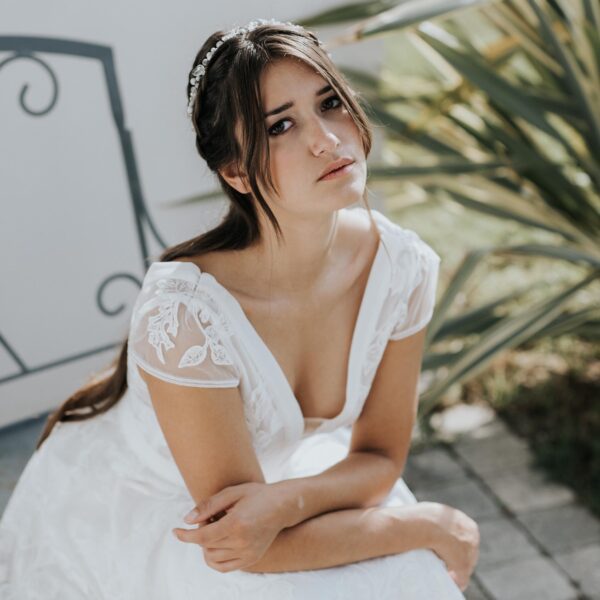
[128,275,241,388]
[389,232,441,341]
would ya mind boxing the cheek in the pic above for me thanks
[332,112,363,154]
[344,119,364,151]
[270,147,302,182]
[267,148,304,198]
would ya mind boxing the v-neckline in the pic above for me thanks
[157,208,391,438]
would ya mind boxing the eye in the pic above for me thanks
[321,94,342,111]
[268,118,292,137]
[267,94,343,138]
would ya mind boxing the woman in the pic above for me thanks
[0,18,479,599]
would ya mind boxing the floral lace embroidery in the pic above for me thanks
[244,378,277,451]
[147,300,178,364]
[387,229,423,338]
[146,278,235,368]
[156,278,197,296]
[359,322,390,403]
[355,225,420,406]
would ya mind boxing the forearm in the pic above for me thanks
[272,450,401,529]
[242,503,437,573]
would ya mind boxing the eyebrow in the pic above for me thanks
[263,85,333,118]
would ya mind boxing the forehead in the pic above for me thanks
[260,58,326,101]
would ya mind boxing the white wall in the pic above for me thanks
[0,0,387,428]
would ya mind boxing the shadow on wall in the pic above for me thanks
[0,35,170,427]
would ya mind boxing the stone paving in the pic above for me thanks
[1,410,599,599]
[405,416,600,599]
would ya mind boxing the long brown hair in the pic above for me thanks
[36,21,374,450]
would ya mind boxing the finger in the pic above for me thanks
[184,488,241,523]
[173,518,231,546]
[204,547,239,562]
[183,508,219,525]
[181,515,215,528]
[173,526,200,545]
[208,557,246,573]
[199,511,244,546]
[188,510,229,528]
[173,526,225,546]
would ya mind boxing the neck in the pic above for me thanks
[247,207,342,295]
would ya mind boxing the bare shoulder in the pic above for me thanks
[174,207,380,298]
[176,248,249,292]
[175,251,223,271]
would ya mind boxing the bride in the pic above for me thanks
[0,18,479,599]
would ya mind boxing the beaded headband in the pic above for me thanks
[187,18,329,119]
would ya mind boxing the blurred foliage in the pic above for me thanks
[298,0,600,426]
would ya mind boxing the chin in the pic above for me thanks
[329,189,366,211]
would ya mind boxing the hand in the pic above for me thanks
[420,501,480,591]
[173,482,287,573]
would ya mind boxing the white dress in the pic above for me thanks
[0,207,464,599]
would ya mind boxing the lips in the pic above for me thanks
[318,158,355,181]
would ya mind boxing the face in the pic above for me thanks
[257,57,367,214]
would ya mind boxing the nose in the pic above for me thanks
[307,115,340,156]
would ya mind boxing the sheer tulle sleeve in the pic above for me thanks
[128,277,241,388]
[389,235,441,341]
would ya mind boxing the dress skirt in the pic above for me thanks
[0,401,464,599]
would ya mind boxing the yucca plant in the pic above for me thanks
[296,0,600,422]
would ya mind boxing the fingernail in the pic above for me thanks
[184,509,200,523]
[172,529,179,539]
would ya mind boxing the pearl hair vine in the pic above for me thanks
[187,17,329,119]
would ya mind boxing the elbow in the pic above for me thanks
[381,450,407,483]
[240,566,259,574]
[358,451,405,508]
[240,560,272,574]
[241,567,263,574]
[379,453,406,499]
[391,456,407,481]
[368,448,406,481]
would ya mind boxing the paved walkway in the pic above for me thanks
[1,409,599,599]
[405,411,600,599]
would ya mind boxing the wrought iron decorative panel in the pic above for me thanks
[0,36,168,388]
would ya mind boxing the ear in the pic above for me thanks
[219,162,251,195]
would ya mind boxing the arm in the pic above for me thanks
[172,325,433,573]
[238,317,479,578]
[138,364,267,500]
[269,325,428,530]
[242,503,439,573]
[142,365,432,574]
[226,238,478,581]
[136,269,432,576]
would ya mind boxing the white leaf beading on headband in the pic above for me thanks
[187,18,329,119]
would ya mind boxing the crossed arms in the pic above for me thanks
[139,325,433,573]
